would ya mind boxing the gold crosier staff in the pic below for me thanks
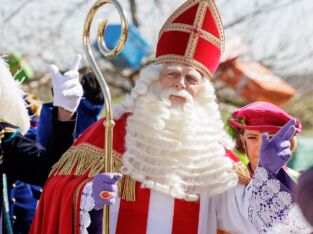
[83,1,128,234]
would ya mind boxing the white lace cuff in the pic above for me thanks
[80,182,95,234]
[247,167,312,233]
[270,205,313,233]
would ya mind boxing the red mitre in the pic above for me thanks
[156,0,225,79]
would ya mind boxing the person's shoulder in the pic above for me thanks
[48,113,131,178]
[73,112,131,147]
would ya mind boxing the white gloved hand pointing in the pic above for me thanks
[49,54,83,112]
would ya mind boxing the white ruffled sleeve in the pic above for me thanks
[80,182,95,234]
[246,167,312,233]
[214,166,312,233]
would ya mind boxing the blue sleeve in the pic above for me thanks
[1,108,77,186]
[37,103,53,148]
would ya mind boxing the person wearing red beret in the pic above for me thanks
[30,1,312,234]
[228,101,301,179]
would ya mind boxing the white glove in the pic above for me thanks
[49,54,83,112]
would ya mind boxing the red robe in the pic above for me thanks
[30,113,249,234]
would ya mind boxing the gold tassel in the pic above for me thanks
[121,175,136,201]
[233,161,251,185]
[49,143,104,177]
[112,151,136,201]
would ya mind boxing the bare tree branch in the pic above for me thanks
[129,0,140,27]
[224,0,306,29]
[2,0,35,23]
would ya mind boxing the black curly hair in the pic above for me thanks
[80,72,104,105]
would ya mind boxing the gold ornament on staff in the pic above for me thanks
[83,1,128,233]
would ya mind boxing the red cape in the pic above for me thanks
[30,113,129,234]
[30,113,249,234]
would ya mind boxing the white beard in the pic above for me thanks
[0,58,30,134]
[120,78,238,201]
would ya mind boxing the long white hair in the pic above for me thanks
[0,57,30,134]
[115,64,238,201]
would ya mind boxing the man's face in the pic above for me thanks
[159,63,203,104]
[240,129,275,172]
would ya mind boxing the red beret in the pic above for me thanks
[228,101,302,133]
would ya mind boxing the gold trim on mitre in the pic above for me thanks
[208,0,225,53]
[156,54,213,78]
[160,23,221,50]
[184,1,208,59]
[156,0,225,78]
[158,0,225,52]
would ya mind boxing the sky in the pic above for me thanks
[0,0,313,77]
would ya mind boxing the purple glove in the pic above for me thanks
[259,119,296,174]
[92,173,122,210]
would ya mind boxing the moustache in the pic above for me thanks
[160,88,194,104]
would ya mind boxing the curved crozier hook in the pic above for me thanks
[97,1,128,57]
[83,0,129,165]
[83,0,129,120]
[83,1,128,234]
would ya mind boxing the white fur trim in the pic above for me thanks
[0,57,30,134]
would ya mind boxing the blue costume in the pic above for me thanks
[1,109,77,234]
[38,98,103,147]
[7,114,42,234]
[7,99,103,234]
[8,115,42,234]
[5,70,103,234]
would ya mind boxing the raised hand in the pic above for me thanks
[49,54,83,112]
[92,173,122,210]
[259,119,296,174]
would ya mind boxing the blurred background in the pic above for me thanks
[1,0,313,171]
